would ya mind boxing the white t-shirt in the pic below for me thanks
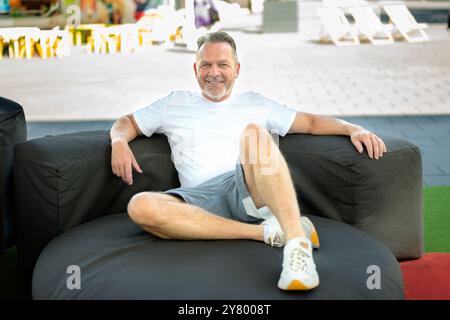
[133,91,297,187]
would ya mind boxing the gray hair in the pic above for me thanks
[197,31,238,62]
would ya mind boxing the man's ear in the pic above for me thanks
[235,63,241,77]
[193,62,198,77]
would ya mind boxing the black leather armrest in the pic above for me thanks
[281,134,423,260]
[0,97,27,251]
[14,131,178,279]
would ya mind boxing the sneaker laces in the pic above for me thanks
[262,215,319,248]
[283,238,316,276]
[263,217,285,247]
[266,230,284,247]
[287,246,311,273]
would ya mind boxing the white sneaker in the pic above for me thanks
[301,216,320,249]
[262,216,286,247]
[278,237,319,291]
[262,216,320,249]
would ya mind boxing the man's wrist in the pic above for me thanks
[111,138,127,147]
[345,124,362,136]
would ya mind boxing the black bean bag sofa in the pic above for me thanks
[0,97,26,252]
[8,103,423,299]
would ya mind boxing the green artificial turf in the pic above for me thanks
[424,186,450,253]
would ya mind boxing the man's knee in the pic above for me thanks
[240,123,277,166]
[241,123,268,143]
[127,192,166,227]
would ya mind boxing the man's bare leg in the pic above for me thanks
[128,124,306,244]
[240,123,319,290]
[240,123,305,242]
[127,192,264,241]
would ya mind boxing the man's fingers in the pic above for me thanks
[377,137,386,157]
[119,165,129,184]
[125,163,133,185]
[118,165,125,182]
[132,157,143,174]
[352,131,387,159]
[371,135,380,159]
[374,136,387,157]
[113,161,136,185]
[353,137,364,153]
[362,135,373,158]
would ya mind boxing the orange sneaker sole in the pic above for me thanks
[286,279,319,291]
[311,230,320,249]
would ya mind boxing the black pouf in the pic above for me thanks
[33,214,403,300]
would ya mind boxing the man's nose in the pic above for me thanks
[210,64,220,76]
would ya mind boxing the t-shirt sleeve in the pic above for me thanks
[132,95,168,137]
[260,94,297,137]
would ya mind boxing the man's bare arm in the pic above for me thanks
[110,114,142,144]
[288,112,387,159]
[110,115,143,185]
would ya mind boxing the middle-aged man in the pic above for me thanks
[110,31,387,291]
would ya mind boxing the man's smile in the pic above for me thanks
[206,80,225,85]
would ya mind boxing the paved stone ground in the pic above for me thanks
[2,1,450,185]
[1,25,449,120]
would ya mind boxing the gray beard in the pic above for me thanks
[202,86,231,101]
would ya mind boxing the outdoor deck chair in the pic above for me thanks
[316,7,360,46]
[383,4,429,43]
[349,6,394,45]
[322,0,369,8]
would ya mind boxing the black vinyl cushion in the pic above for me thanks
[15,132,422,285]
[32,214,404,299]
[0,97,27,251]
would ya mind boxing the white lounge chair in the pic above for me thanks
[349,6,394,45]
[323,0,368,8]
[383,4,429,42]
[316,7,360,46]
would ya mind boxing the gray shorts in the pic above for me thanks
[165,163,275,224]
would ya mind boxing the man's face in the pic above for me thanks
[194,42,240,102]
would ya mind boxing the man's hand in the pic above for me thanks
[349,127,387,160]
[111,140,143,185]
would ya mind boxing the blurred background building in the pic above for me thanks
[0,1,448,29]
